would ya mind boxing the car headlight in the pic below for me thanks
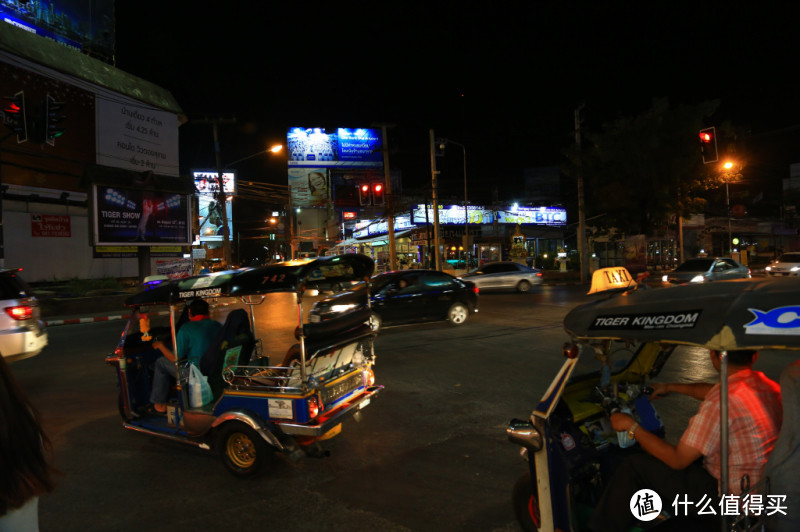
[792,267,800,272]
[690,275,705,283]
[766,266,772,271]
[661,274,668,283]
[330,303,358,313]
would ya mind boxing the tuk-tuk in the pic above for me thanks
[507,267,800,531]
[106,254,383,477]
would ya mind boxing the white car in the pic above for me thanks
[765,252,800,277]
[459,261,543,293]
[0,268,48,362]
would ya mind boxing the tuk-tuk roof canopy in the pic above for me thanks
[126,254,374,307]
[565,278,800,351]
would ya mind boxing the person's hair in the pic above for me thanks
[712,349,757,366]
[0,356,56,515]
[188,299,210,316]
[726,349,757,366]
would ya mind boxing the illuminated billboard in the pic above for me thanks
[288,168,329,208]
[287,128,383,167]
[412,205,567,226]
[0,0,115,58]
[93,185,191,246]
[192,171,236,244]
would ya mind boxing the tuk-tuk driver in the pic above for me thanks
[589,349,782,532]
[148,299,223,414]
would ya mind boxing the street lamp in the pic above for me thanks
[215,144,284,266]
[437,137,469,270]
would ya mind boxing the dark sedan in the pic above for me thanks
[309,270,479,329]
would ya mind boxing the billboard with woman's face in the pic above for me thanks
[289,168,329,208]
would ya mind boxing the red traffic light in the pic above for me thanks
[372,183,384,205]
[361,184,370,193]
[699,131,713,143]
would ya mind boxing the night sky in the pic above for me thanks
[114,2,800,197]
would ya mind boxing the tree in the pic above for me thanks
[563,98,720,236]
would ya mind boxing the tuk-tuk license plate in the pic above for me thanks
[360,397,371,409]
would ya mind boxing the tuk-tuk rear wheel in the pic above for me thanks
[215,421,269,477]
[512,471,541,531]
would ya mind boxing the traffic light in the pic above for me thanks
[358,183,371,205]
[699,126,717,164]
[372,183,384,205]
[2,91,27,143]
[44,94,66,146]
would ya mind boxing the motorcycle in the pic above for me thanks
[106,254,383,477]
[507,267,800,531]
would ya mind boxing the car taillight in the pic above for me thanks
[472,286,479,294]
[364,367,375,387]
[5,305,33,320]
[536,272,543,277]
[308,396,321,419]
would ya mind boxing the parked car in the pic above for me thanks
[0,268,48,362]
[765,252,800,277]
[661,257,751,284]
[310,270,479,329]
[459,261,543,292]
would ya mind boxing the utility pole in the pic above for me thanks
[380,124,397,270]
[429,129,442,271]
[574,104,589,282]
[194,115,236,267]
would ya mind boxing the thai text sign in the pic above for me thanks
[31,214,71,237]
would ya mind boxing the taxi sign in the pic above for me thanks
[587,267,637,295]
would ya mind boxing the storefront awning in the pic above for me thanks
[354,230,412,247]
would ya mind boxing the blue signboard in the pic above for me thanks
[287,127,383,167]
[411,205,567,226]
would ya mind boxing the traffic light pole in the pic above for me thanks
[575,105,589,282]
[429,129,442,271]
[381,124,397,271]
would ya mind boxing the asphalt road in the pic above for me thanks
[10,285,797,532]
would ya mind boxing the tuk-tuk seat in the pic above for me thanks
[199,309,256,398]
[762,359,800,531]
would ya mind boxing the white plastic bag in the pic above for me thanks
[188,363,213,407]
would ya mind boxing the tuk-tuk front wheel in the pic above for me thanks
[215,421,270,477]
[513,471,541,531]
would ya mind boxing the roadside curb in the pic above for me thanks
[43,310,171,328]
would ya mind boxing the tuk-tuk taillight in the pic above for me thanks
[562,343,580,359]
[308,396,321,419]
[364,367,376,387]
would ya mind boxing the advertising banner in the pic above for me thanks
[287,127,383,168]
[411,205,567,226]
[193,171,235,243]
[289,168,329,208]
[93,185,191,246]
[197,194,232,243]
[31,214,71,237]
[95,96,180,177]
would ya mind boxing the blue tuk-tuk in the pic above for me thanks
[507,268,800,531]
[106,254,382,477]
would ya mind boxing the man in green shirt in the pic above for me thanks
[149,299,222,413]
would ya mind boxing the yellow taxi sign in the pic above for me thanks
[587,267,637,295]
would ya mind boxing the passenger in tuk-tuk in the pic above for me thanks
[588,349,782,532]
[148,300,222,414]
